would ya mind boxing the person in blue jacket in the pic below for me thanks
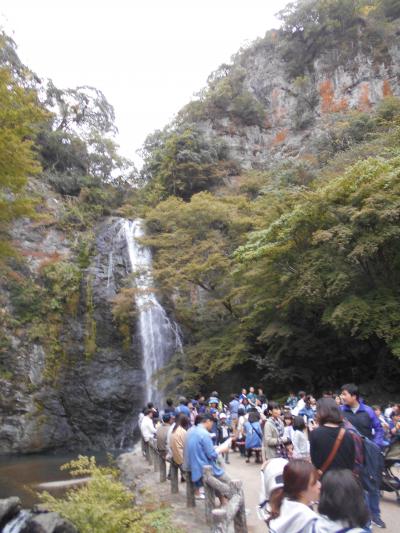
[341,383,385,529]
[184,413,230,500]
[298,395,315,424]
[244,411,263,463]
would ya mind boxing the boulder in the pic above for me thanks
[20,512,77,533]
[0,497,22,528]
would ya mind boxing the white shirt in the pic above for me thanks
[292,398,305,416]
[269,498,317,533]
[283,425,294,442]
[140,415,156,442]
[292,430,310,458]
[313,515,366,533]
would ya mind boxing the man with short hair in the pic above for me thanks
[175,397,190,417]
[184,413,230,500]
[140,408,157,443]
[229,393,240,438]
[341,383,385,529]
[164,398,175,414]
[291,391,306,415]
[156,413,172,456]
[247,386,257,402]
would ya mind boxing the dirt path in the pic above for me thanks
[130,448,399,532]
[224,451,400,533]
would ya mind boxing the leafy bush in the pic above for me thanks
[376,96,400,122]
[8,275,43,323]
[40,456,180,533]
[231,92,266,126]
[315,111,377,163]
[141,126,231,201]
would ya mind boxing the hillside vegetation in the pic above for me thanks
[1,0,400,400]
[124,0,400,395]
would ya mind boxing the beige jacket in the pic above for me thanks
[263,418,284,460]
[170,426,187,465]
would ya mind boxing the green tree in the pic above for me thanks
[141,126,235,201]
[235,153,400,389]
[0,64,48,259]
[144,192,254,390]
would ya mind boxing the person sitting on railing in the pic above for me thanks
[184,413,231,501]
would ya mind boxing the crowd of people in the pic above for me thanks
[139,383,400,531]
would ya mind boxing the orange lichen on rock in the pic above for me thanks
[358,82,371,111]
[331,97,349,112]
[38,252,63,271]
[320,80,348,113]
[320,80,334,113]
[272,129,288,146]
[382,79,393,97]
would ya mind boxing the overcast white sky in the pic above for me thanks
[1,1,288,167]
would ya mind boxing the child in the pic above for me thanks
[236,407,247,457]
[283,413,294,442]
[292,415,310,459]
[217,412,232,463]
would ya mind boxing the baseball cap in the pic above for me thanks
[209,408,218,415]
[262,458,288,500]
[219,412,227,419]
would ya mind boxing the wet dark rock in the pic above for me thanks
[0,497,22,528]
[20,512,77,533]
[0,202,144,453]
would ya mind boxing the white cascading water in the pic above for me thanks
[118,219,182,406]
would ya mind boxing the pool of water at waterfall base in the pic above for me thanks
[0,450,115,507]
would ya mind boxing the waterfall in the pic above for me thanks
[106,251,114,289]
[3,511,31,533]
[118,219,182,406]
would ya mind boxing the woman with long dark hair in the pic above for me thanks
[310,398,355,473]
[268,459,320,533]
[314,469,370,532]
[263,402,289,460]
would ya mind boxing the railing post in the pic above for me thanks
[152,441,159,473]
[203,465,215,525]
[184,468,196,508]
[231,480,247,533]
[170,461,179,494]
[148,441,154,466]
[141,437,146,457]
[212,509,228,533]
[159,454,167,482]
[144,440,150,463]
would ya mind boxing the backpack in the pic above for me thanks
[344,420,383,491]
[360,435,383,491]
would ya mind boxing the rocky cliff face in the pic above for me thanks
[2,7,400,455]
[196,35,400,170]
[0,182,143,453]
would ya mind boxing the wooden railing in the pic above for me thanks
[145,438,196,506]
[142,438,248,532]
[203,465,247,533]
